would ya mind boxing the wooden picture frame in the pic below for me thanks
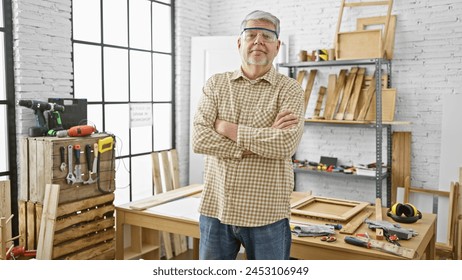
[291,195,369,221]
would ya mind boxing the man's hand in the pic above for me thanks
[214,119,238,141]
[272,111,299,129]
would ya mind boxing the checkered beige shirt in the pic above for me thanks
[192,66,304,227]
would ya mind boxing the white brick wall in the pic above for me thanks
[175,0,462,203]
[175,0,211,186]
[13,0,73,135]
[12,0,462,203]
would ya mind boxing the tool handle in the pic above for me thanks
[93,143,98,157]
[85,144,92,171]
[344,236,371,249]
[74,144,81,165]
[60,146,65,163]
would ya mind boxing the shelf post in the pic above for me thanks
[375,59,383,202]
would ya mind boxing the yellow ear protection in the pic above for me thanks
[387,203,422,224]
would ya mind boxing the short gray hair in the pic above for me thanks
[240,10,280,37]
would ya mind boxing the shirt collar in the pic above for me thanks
[231,66,277,85]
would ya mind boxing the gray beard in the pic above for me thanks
[246,57,269,66]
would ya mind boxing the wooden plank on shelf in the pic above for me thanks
[324,70,347,120]
[365,88,397,122]
[36,184,60,260]
[54,204,114,232]
[335,67,358,120]
[320,74,337,119]
[356,71,377,121]
[357,15,397,59]
[296,70,306,85]
[336,30,382,60]
[53,228,115,259]
[344,67,366,120]
[304,70,317,113]
[312,86,326,119]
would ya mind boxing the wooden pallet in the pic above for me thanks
[34,184,116,260]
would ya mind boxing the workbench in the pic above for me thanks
[115,187,436,260]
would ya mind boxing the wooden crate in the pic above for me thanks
[18,200,42,250]
[20,134,116,204]
[20,193,115,259]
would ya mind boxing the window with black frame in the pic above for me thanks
[72,0,174,205]
[1,0,17,238]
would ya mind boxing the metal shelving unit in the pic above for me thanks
[279,58,393,206]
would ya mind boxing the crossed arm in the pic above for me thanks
[214,111,299,155]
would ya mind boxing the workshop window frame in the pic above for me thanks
[0,0,18,238]
[71,0,175,205]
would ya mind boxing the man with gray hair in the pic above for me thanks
[192,10,304,260]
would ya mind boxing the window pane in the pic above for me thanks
[0,0,3,28]
[0,105,7,172]
[114,159,130,206]
[105,104,130,156]
[73,43,102,101]
[131,125,153,154]
[129,0,151,50]
[130,51,151,102]
[131,154,153,200]
[152,3,171,53]
[87,104,103,132]
[0,33,5,100]
[72,0,101,43]
[102,0,127,47]
[153,53,172,102]
[156,0,171,4]
[104,47,128,102]
[153,104,172,151]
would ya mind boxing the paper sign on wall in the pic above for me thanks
[129,103,152,128]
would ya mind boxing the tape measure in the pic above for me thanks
[316,49,329,61]
[98,136,114,154]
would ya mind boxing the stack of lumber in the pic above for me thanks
[306,67,395,122]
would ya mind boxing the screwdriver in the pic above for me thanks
[326,223,342,230]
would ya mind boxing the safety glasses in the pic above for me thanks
[240,27,278,43]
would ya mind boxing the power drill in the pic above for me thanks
[18,99,65,137]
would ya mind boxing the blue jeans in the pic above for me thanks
[199,215,291,260]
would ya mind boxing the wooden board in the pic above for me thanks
[304,70,317,113]
[336,30,383,60]
[291,195,369,221]
[36,184,60,260]
[356,71,377,121]
[324,70,347,120]
[0,180,11,247]
[296,70,306,85]
[357,15,397,60]
[340,209,373,235]
[320,74,337,119]
[344,67,366,120]
[365,88,397,122]
[335,67,358,120]
[129,184,203,211]
[312,86,326,118]
[391,132,411,204]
